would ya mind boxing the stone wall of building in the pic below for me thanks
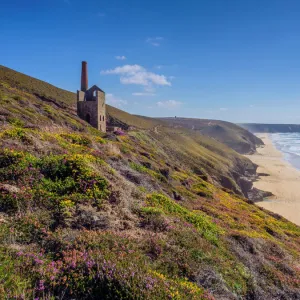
[77,90,106,132]
[97,91,106,132]
[77,100,99,129]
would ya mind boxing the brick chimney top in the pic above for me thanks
[81,61,88,92]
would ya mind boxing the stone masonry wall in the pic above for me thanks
[97,91,106,132]
[77,101,98,129]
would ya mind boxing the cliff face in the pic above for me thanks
[241,123,300,133]
[0,65,299,300]
[159,118,264,154]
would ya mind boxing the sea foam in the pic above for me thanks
[270,133,300,170]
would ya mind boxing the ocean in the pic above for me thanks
[270,133,300,171]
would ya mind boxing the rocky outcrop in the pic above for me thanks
[247,188,274,202]
[73,205,111,230]
[0,184,20,194]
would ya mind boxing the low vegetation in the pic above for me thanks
[160,117,264,154]
[0,65,299,299]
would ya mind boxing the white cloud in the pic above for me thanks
[157,100,182,109]
[106,94,127,108]
[132,92,156,96]
[146,37,164,47]
[101,64,171,88]
[219,107,228,111]
[115,55,127,60]
[101,64,143,75]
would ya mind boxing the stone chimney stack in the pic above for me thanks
[81,61,88,92]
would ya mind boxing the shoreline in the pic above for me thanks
[245,133,300,226]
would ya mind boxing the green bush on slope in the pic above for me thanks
[145,193,220,244]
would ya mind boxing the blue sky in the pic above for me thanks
[2,0,300,123]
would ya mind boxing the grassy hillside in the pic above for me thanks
[0,66,299,299]
[160,118,264,154]
[0,65,256,198]
[0,65,159,130]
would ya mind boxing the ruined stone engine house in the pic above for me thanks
[77,61,106,132]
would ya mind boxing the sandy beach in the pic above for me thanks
[245,133,300,226]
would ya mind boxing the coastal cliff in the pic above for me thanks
[160,118,264,154]
[241,123,300,133]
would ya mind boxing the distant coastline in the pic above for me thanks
[240,123,300,133]
[245,133,300,226]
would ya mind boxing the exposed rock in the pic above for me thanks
[192,166,206,177]
[109,159,162,193]
[227,235,300,300]
[257,172,270,177]
[159,168,170,179]
[140,161,151,169]
[219,175,242,196]
[174,166,181,172]
[244,162,258,176]
[192,168,210,182]
[122,170,142,184]
[196,266,237,300]
[74,205,111,230]
[264,226,282,239]
[172,190,183,201]
[196,191,211,198]
[140,151,151,159]
[247,188,273,202]
[238,176,253,196]
[0,184,20,194]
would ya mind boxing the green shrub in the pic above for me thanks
[0,192,19,212]
[60,133,92,146]
[41,177,78,195]
[0,149,24,168]
[146,193,220,244]
[2,128,29,143]
[190,181,213,198]
[130,162,148,173]
[38,155,74,179]
[0,151,110,216]
[7,117,25,127]
[12,95,21,101]
[36,155,110,209]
